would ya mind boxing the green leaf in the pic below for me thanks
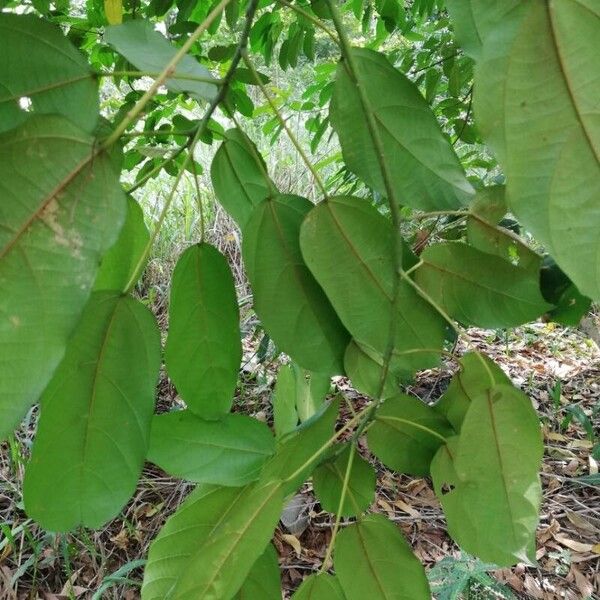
[475,0,600,300]
[0,14,98,133]
[104,20,217,102]
[210,128,275,229]
[233,544,281,600]
[300,196,447,376]
[292,573,345,600]
[431,384,543,566]
[415,242,551,328]
[165,243,241,419]
[243,195,349,374]
[312,443,376,517]
[434,352,511,431]
[94,196,149,292]
[273,364,299,438]
[261,397,340,494]
[292,363,330,423]
[141,481,284,600]
[148,410,275,486]
[367,394,454,475]
[0,116,126,441]
[334,514,431,600]
[330,48,473,211]
[344,339,400,399]
[23,292,160,531]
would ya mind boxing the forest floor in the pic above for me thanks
[1,234,599,599]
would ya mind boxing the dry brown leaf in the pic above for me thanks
[570,565,594,598]
[281,534,302,557]
[110,529,129,550]
[554,534,600,553]
[565,509,600,535]
[393,499,420,518]
[524,574,545,599]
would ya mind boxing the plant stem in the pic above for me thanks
[99,70,222,85]
[126,145,187,194]
[276,0,340,45]
[101,0,231,149]
[122,0,260,293]
[242,50,329,199]
[320,443,356,572]
[189,157,205,242]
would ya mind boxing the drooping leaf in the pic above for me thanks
[243,195,349,375]
[431,384,543,566]
[23,292,160,531]
[0,14,98,133]
[292,363,330,423]
[367,394,454,475]
[104,20,217,102]
[234,544,281,600]
[540,256,591,326]
[330,48,473,211]
[261,397,340,494]
[300,196,447,377]
[141,481,284,600]
[273,364,299,438]
[0,116,125,441]
[475,0,600,300]
[292,573,345,600]
[210,128,276,228]
[335,514,431,600]
[165,243,241,419]
[312,443,376,517]
[415,242,551,328]
[434,352,510,431]
[148,410,275,486]
[94,195,149,292]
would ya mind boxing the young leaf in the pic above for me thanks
[243,195,349,375]
[330,48,473,211]
[292,573,345,600]
[210,128,275,229]
[434,352,510,431]
[475,0,600,300]
[148,411,275,486]
[23,292,160,531]
[273,364,299,438]
[234,544,281,600]
[415,242,551,328]
[0,14,98,133]
[367,394,454,475]
[334,514,431,600]
[300,196,446,376]
[94,196,150,292]
[165,243,241,420]
[104,20,217,101]
[261,397,340,494]
[312,443,376,517]
[0,116,126,441]
[141,481,284,599]
[293,363,330,423]
[431,384,543,566]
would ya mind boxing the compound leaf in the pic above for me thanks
[23,292,160,531]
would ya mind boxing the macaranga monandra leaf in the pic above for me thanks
[334,513,431,600]
[0,115,126,441]
[165,243,241,420]
[142,481,284,600]
[148,410,275,486]
[367,394,454,476]
[415,242,551,328]
[292,573,345,600]
[431,384,543,566]
[23,292,160,531]
[243,195,349,375]
[233,544,281,600]
[330,47,473,211]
